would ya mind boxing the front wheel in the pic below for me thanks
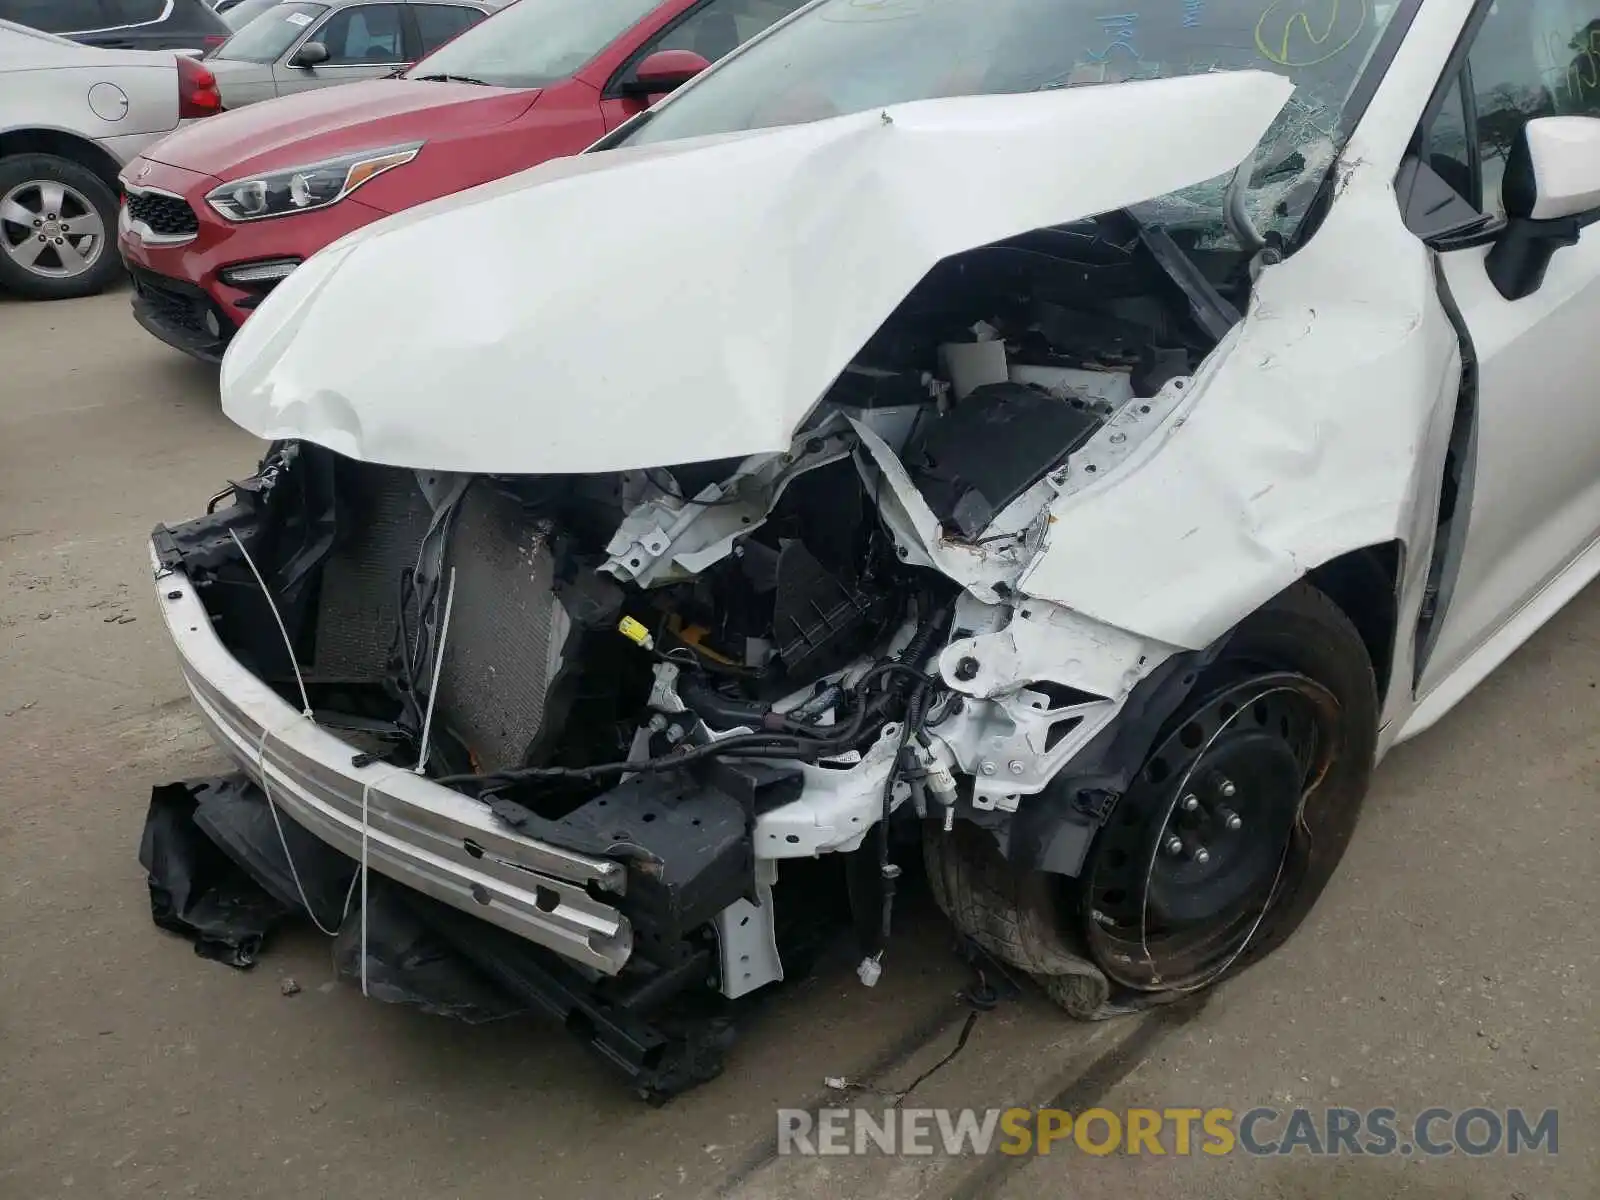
[1078,582,1379,996]
[0,155,124,301]
[926,582,1378,1014]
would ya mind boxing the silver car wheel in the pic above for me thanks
[0,179,107,280]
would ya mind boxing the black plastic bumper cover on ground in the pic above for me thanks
[137,774,737,1099]
[139,778,297,968]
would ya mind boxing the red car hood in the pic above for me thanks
[144,79,539,180]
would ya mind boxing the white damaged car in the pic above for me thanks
[151,0,1600,1089]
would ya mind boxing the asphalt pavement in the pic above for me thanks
[0,288,1592,1199]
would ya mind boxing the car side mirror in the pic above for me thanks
[289,40,329,68]
[1486,116,1600,301]
[621,49,710,99]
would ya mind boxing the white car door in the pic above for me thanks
[1408,0,1600,698]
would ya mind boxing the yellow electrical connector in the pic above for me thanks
[617,616,655,651]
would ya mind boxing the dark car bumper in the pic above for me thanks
[128,266,232,363]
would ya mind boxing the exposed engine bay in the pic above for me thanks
[152,214,1233,1093]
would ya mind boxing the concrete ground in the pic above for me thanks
[0,289,1593,1200]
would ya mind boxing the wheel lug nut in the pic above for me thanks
[1180,792,1200,812]
[32,218,42,227]
[1162,833,1183,856]
[1218,805,1242,831]
[1216,776,1237,798]
[1181,833,1211,864]
[53,237,62,245]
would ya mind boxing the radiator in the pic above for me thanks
[305,462,432,683]
[434,484,573,773]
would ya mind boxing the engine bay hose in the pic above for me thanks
[674,671,776,729]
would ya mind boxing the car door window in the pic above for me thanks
[1,0,110,32]
[1421,0,1600,217]
[642,0,807,68]
[214,1,328,59]
[413,2,481,54]
[312,2,405,63]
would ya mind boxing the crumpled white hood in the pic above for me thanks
[221,70,1292,474]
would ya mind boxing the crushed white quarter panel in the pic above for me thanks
[219,70,1293,474]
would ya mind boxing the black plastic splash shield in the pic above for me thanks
[138,773,741,1100]
[331,875,527,1024]
[139,779,296,968]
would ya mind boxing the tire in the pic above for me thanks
[0,154,124,301]
[927,581,1378,1016]
[1078,581,1379,996]
[924,820,1114,1017]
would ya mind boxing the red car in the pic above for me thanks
[117,0,807,360]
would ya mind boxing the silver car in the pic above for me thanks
[215,0,291,30]
[205,0,502,108]
[0,18,206,299]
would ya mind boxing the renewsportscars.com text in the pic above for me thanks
[777,1106,1559,1158]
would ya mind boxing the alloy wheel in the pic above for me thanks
[0,180,107,280]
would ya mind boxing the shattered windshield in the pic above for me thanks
[621,0,1402,243]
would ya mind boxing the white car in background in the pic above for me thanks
[0,18,222,299]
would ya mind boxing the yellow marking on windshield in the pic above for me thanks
[1255,0,1368,67]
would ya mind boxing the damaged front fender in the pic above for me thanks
[1017,161,1463,657]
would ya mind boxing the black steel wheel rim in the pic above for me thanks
[1082,671,1341,992]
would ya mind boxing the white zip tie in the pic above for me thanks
[235,528,458,996]
[232,523,332,932]
[347,579,454,987]
[229,528,312,719]
[256,716,403,981]
[361,774,371,996]
[414,566,457,776]
[257,718,349,937]
[353,568,453,988]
